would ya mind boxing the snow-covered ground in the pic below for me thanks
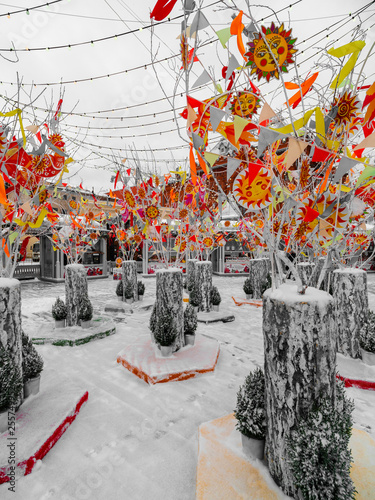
[2,274,375,500]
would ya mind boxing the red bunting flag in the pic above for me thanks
[303,206,320,223]
[114,170,120,189]
[150,0,177,21]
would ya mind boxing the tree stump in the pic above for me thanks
[263,284,336,497]
[296,262,314,287]
[186,259,198,291]
[155,268,184,351]
[195,261,212,312]
[248,258,271,299]
[332,268,367,358]
[65,264,88,326]
[122,260,138,301]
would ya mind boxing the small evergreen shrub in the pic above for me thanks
[149,303,158,334]
[137,281,145,296]
[210,286,221,306]
[184,304,198,336]
[360,309,375,354]
[234,368,266,440]
[124,282,134,300]
[78,295,93,322]
[115,281,123,297]
[0,345,23,412]
[153,308,177,346]
[52,297,67,321]
[22,331,44,382]
[287,378,356,500]
[189,285,201,308]
[260,274,272,295]
[243,278,253,296]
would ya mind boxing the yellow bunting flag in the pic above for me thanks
[315,107,326,144]
[328,40,366,90]
[271,108,316,135]
[233,115,249,143]
[204,152,219,168]
[14,208,48,228]
[0,108,26,147]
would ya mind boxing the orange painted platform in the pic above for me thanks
[232,297,263,307]
[117,334,220,385]
[197,414,375,500]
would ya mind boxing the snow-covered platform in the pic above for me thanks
[104,298,154,314]
[232,297,263,307]
[196,413,375,500]
[32,317,116,346]
[337,353,375,391]
[0,380,88,484]
[197,310,235,324]
[116,334,220,385]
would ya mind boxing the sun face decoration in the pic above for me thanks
[90,232,98,240]
[179,208,189,219]
[134,234,142,245]
[39,189,48,204]
[137,187,147,200]
[203,236,214,248]
[233,167,273,211]
[69,200,78,210]
[245,23,297,81]
[117,229,126,241]
[146,205,159,220]
[230,91,260,119]
[331,92,360,128]
[124,190,135,208]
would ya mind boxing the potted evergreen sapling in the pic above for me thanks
[0,345,23,433]
[243,278,253,300]
[189,285,201,313]
[149,303,157,343]
[124,281,134,304]
[234,368,266,460]
[22,331,43,398]
[78,295,93,328]
[153,308,177,357]
[211,286,221,312]
[287,378,356,499]
[360,309,375,365]
[260,273,272,296]
[52,297,67,328]
[116,280,124,302]
[184,304,198,346]
[137,281,145,301]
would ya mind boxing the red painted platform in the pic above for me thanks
[337,353,375,391]
[232,297,263,307]
[116,334,220,385]
[0,380,88,484]
[197,414,375,500]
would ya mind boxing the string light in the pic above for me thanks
[0,0,63,18]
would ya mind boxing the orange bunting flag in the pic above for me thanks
[230,10,245,58]
[114,170,120,189]
[197,151,209,176]
[0,173,8,205]
[189,144,197,185]
[2,238,10,258]
[363,82,375,125]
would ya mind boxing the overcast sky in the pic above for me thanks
[0,0,374,194]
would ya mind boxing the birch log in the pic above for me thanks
[122,260,138,301]
[65,264,88,326]
[155,268,184,351]
[248,258,271,299]
[263,284,336,497]
[195,261,212,312]
[296,262,314,287]
[332,268,367,358]
[186,259,198,291]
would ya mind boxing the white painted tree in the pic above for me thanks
[248,258,271,299]
[195,261,212,312]
[122,260,138,302]
[65,264,88,326]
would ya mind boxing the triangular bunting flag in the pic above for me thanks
[259,102,276,126]
[227,158,242,180]
[332,156,360,183]
[216,28,231,48]
[209,106,226,131]
[285,138,309,169]
[311,144,333,163]
[233,115,249,143]
[190,10,209,35]
[257,127,283,157]
[354,130,375,150]
[226,55,240,82]
[204,152,219,167]
[191,132,205,152]
[192,69,211,89]
[186,104,198,128]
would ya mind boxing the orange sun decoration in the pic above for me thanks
[233,167,273,211]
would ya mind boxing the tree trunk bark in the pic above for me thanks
[263,284,336,497]
[65,264,88,326]
[186,259,198,292]
[122,260,138,301]
[296,262,314,287]
[0,278,23,408]
[156,268,184,351]
[332,268,367,358]
[248,258,271,299]
[195,261,212,312]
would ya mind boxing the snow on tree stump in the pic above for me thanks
[155,268,184,351]
[248,258,271,299]
[332,268,368,359]
[195,261,213,312]
[296,262,314,287]
[122,260,138,301]
[186,259,198,291]
[65,264,88,327]
[0,278,23,385]
[263,284,336,497]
